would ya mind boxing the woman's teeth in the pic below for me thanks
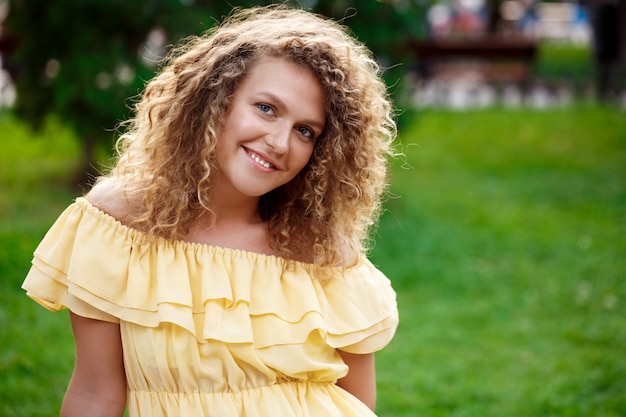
[250,151,273,169]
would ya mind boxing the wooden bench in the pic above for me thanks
[408,36,538,83]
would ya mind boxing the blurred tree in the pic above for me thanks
[3,0,429,184]
[3,0,245,183]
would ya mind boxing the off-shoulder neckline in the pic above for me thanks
[74,196,344,270]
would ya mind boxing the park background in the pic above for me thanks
[1,0,625,415]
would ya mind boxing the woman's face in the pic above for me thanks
[214,56,326,199]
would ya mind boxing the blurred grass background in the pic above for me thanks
[373,105,626,416]
[1,102,625,416]
[535,42,594,83]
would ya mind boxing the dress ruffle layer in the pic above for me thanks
[24,198,398,353]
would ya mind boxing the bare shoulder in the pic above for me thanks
[85,177,139,226]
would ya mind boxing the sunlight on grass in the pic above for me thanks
[0,112,81,186]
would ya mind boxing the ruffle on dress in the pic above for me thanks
[23,198,398,354]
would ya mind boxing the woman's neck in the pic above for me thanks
[185,195,276,255]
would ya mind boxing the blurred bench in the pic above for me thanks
[408,36,538,83]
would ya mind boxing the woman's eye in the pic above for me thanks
[257,103,274,115]
[297,126,314,139]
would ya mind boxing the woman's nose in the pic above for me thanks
[264,123,290,154]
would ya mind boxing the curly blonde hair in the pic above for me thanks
[104,5,397,267]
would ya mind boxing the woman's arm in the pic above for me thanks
[336,351,377,411]
[60,312,127,417]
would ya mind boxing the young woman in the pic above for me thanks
[23,6,399,416]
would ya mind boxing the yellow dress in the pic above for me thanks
[22,198,399,417]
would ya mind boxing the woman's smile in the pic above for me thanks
[244,147,278,170]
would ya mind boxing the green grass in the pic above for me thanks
[372,105,626,416]
[1,106,625,416]
[0,113,80,416]
[534,42,595,82]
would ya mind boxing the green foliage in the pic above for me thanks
[4,0,428,144]
[5,0,230,138]
[2,106,625,416]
